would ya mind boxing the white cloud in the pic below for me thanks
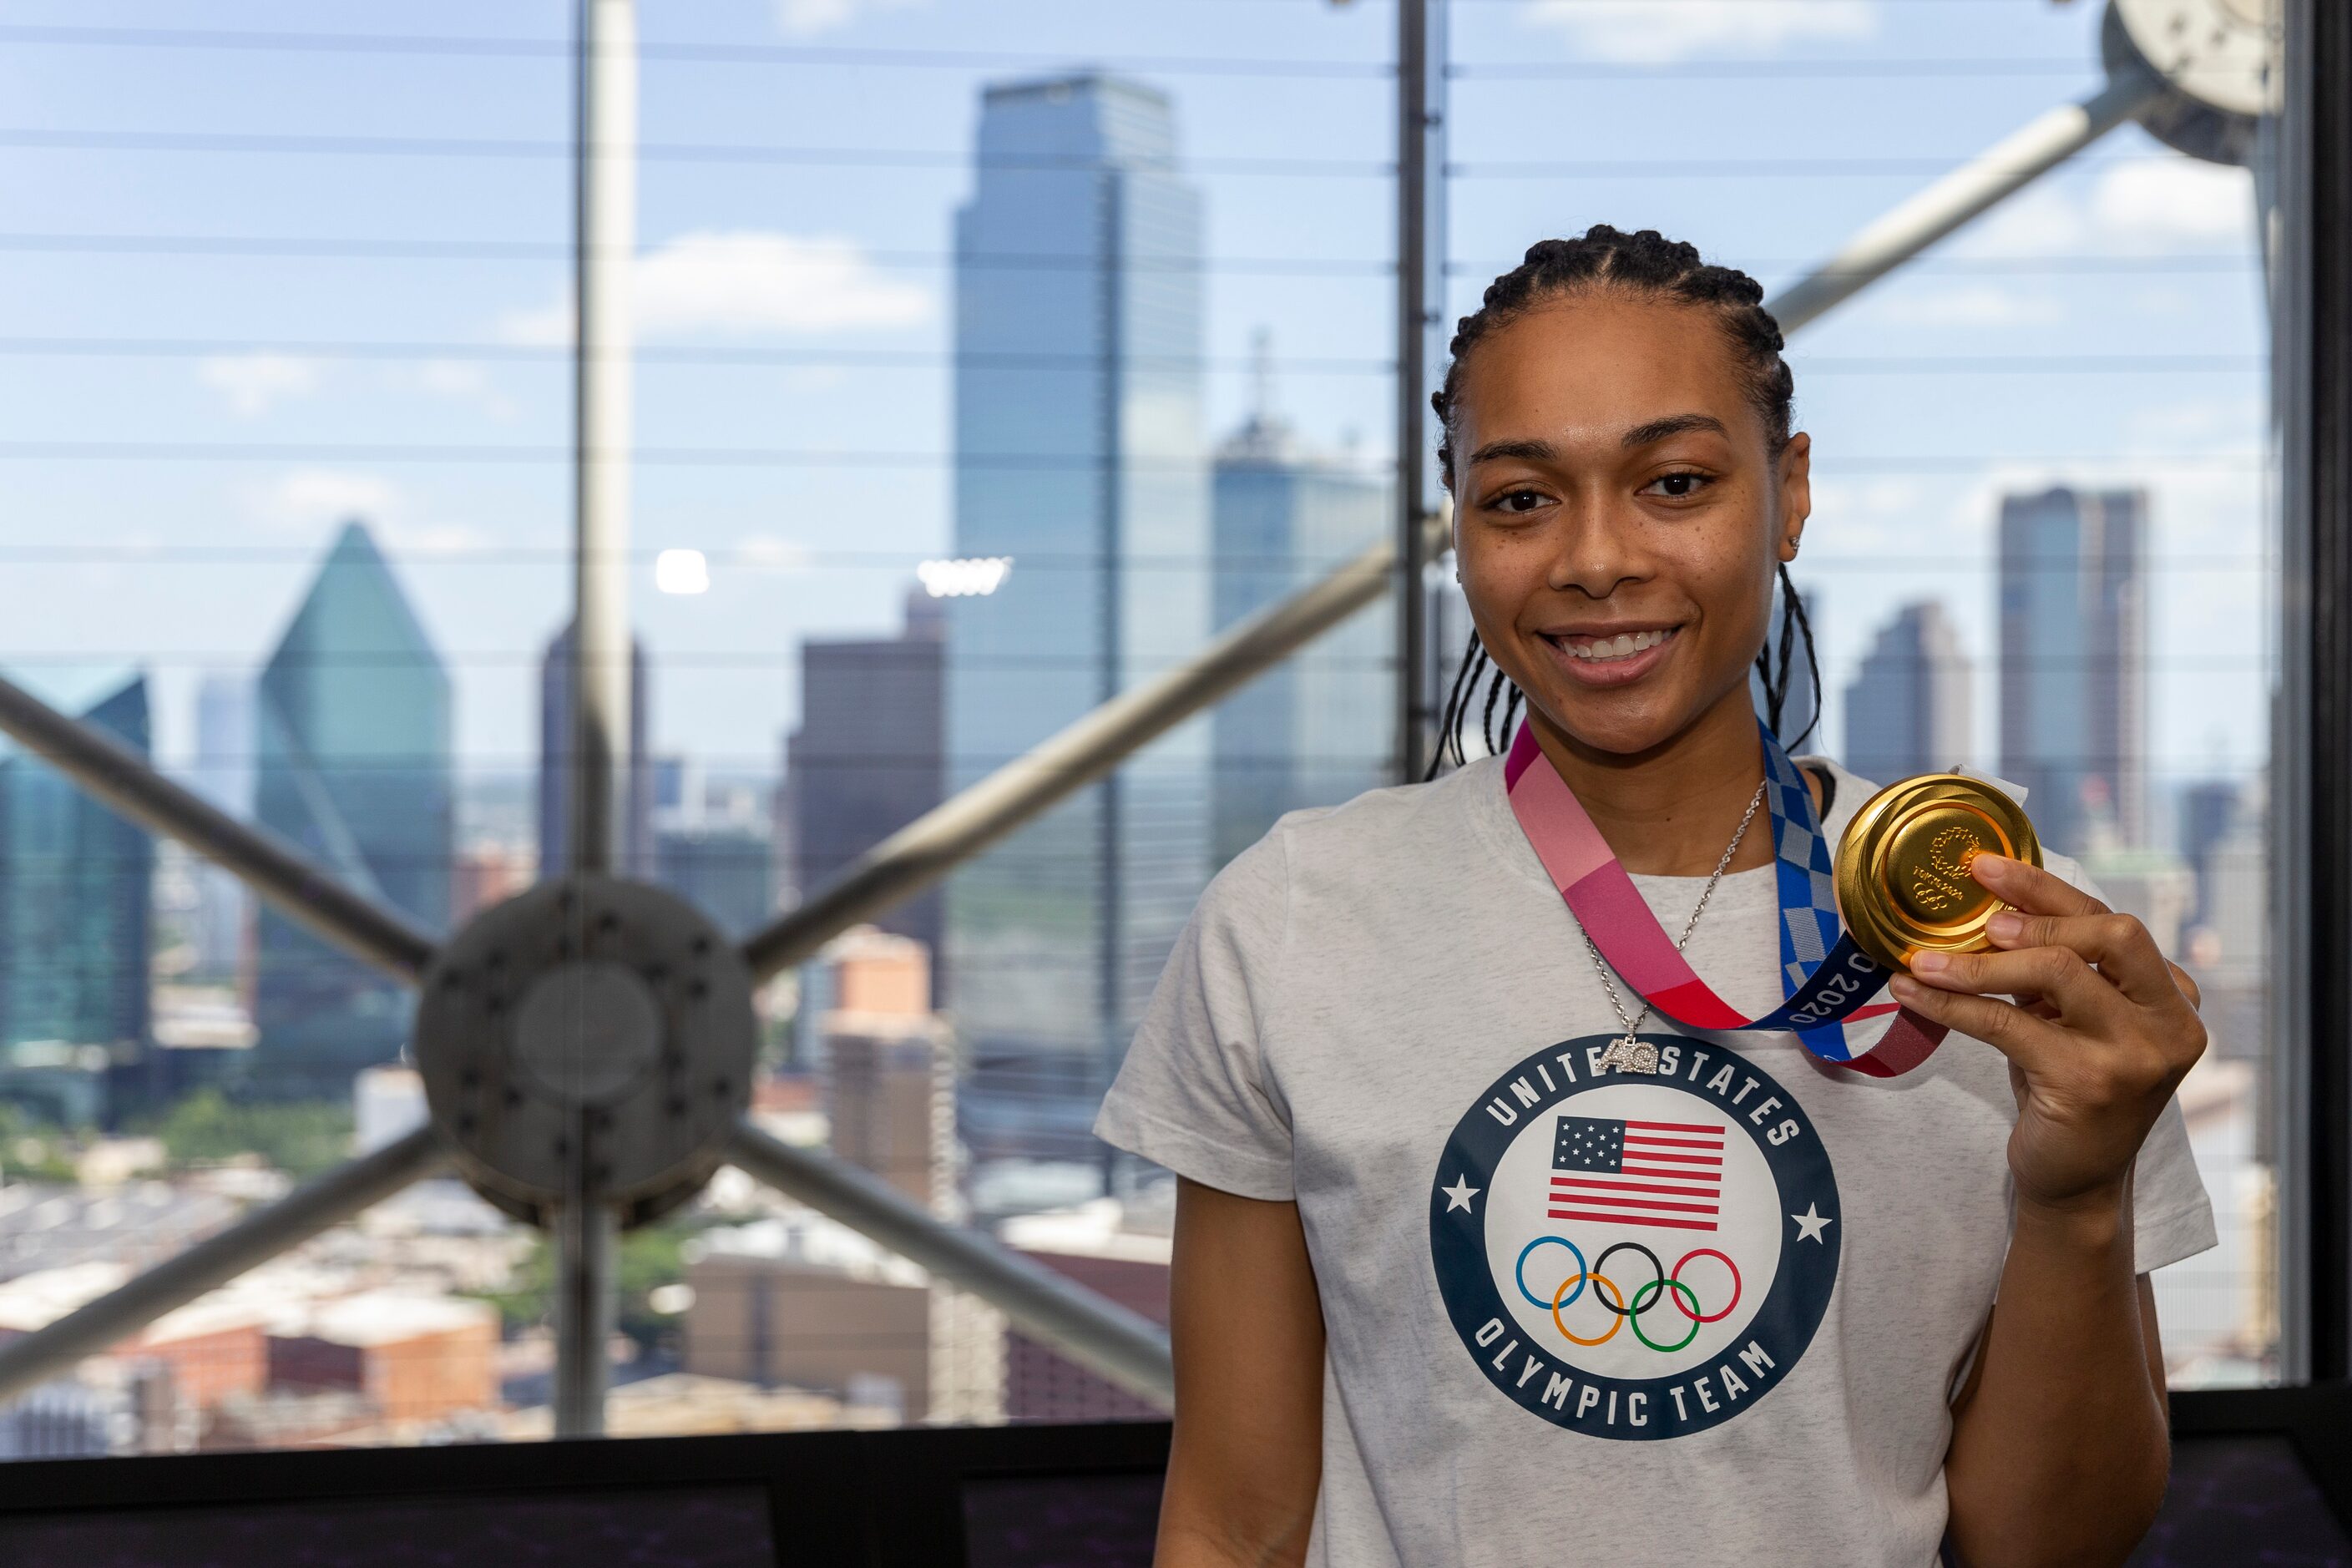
[1871,284,2064,327]
[500,230,932,345]
[773,0,923,36]
[243,468,398,532]
[1963,158,2255,258]
[200,352,321,417]
[1521,0,1875,63]
[2088,159,2251,245]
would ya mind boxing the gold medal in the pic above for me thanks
[1834,775,2041,974]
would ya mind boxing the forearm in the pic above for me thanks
[1945,1187,2167,1567]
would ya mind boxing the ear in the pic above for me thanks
[1776,432,1813,562]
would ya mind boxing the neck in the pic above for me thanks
[1527,683,1783,878]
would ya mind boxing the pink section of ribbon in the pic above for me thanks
[1502,721,1944,1075]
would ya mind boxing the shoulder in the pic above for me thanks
[1256,755,1510,882]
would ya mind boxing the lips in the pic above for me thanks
[1549,627,1676,663]
[1536,625,1682,688]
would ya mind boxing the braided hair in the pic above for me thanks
[1425,225,1819,777]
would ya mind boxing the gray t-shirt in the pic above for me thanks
[1095,753,2216,1568]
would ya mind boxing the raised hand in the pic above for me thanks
[1886,854,2208,1215]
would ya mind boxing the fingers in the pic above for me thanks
[1968,853,2106,918]
[1887,974,2069,1074]
[2167,960,2203,1012]
[1984,908,2183,1009]
[1907,943,2126,1026]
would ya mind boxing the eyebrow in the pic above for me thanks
[1621,412,1727,448]
[1465,414,1729,469]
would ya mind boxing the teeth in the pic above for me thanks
[1560,628,1671,661]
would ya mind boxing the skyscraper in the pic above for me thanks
[944,74,1210,1170]
[1998,487,2147,852]
[536,621,652,878]
[254,522,453,1096]
[787,590,945,989]
[189,675,254,980]
[0,666,153,1122]
[1210,334,1390,865]
[1843,600,1973,785]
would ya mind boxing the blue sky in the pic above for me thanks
[0,0,2269,826]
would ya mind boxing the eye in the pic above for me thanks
[1641,471,1713,500]
[1488,487,1551,515]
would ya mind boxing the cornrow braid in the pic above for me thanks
[1424,225,1819,775]
[1432,224,1794,488]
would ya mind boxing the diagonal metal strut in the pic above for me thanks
[725,1120,1174,1409]
[0,672,437,982]
[0,1126,448,1407]
[741,517,1431,984]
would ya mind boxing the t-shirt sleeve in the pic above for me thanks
[2045,855,2219,1273]
[1093,827,1297,1200]
[2130,1095,2217,1274]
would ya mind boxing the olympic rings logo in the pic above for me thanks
[1513,1237,1743,1354]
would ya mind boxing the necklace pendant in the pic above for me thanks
[1596,1034,1661,1075]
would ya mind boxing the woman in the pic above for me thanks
[1096,227,2214,1567]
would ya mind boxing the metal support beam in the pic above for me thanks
[744,515,1442,984]
[1766,66,2162,332]
[1394,0,1447,783]
[0,672,436,983]
[2280,0,2347,1383]
[0,1127,446,1407]
[569,0,635,877]
[552,1196,615,1436]
[725,1120,1173,1409]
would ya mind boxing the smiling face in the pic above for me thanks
[1448,289,1810,762]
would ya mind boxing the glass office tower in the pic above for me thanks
[944,74,1210,1171]
[254,522,453,1098]
[0,667,152,1125]
[1209,379,1389,867]
[1998,486,2147,855]
[1844,600,1974,786]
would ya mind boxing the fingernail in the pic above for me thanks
[1909,952,1950,975]
[1988,912,2023,941]
[1889,975,1921,1002]
[1972,853,2012,878]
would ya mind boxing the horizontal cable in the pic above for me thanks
[1452,57,2094,80]
[0,547,2276,570]
[0,336,1396,374]
[0,128,2203,183]
[0,339,2267,377]
[0,652,2278,672]
[0,442,2267,472]
[0,25,1394,78]
[1449,153,2179,180]
[0,234,2257,280]
[0,232,1388,275]
[0,128,1392,179]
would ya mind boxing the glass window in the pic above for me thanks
[0,0,2301,1463]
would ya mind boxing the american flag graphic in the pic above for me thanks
[1549,1115,1725,1232]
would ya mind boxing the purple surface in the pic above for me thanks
[961,1472,1162,1567]
[0,1484,776,1568]
[2127,1435,2352,1568]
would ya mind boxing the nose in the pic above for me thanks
[1545,493,1646,600]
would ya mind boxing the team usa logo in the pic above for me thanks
[1429,1034,1839,1441]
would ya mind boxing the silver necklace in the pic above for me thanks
[1587,777,1768,1075]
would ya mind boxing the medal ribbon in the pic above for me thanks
[1503,719,1945,1078]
